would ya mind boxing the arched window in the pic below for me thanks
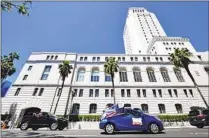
[160,67,171,82]
[105,73,112,82]
[89,104,97,114]
[119,68,128,82]
[175,104,183,114]
[133,67,142,82]
[71,103,80,115]
[158,104,166,114]
[204,67,209,75]
[91,68,99,82]
[124,103,131,108]
[147,68,157,82]
[141,104,149,113]
[76,68,85,82]
[174,68,185,82]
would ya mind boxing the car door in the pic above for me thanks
[115,109,143,131]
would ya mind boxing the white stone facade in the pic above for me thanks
[1,8,209,118]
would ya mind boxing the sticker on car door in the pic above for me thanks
[132,118,142,125]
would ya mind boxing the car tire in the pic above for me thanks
[104,123,115,135]
[32,127,39,130]
[197,124,204,128]
[20,121,29,131]
[149,123,160,134]
[58,127,64,130]
[50,122,58,130]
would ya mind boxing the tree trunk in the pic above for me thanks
[111,74,116,104]
[54,77,65,114]
[49,76,61,113]
[184,65,209,108]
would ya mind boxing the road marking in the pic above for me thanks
[190,133,208,135]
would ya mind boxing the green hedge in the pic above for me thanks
[56,114,189,122]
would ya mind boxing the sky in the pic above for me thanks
[2,2,208,83]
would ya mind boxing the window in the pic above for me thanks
[121,89,125,97]
[89,89,93,97]
[204,67,209,75]
[160,57,163,62]
[158,89,162,97]
[155,57,158,61]
[89,104,97,114]
[119,68,128,82]
[175,104,183,114]
[77,69,85,82]
[143,57,146,61]
[174,68,185,82]
[118,57,121,61]
[135,57,138,61]
[105,89,109,97]
[33,88,38,96]
[73,89,77,97]
[184,89,188,97]
[158,104,166,114]
[50,55,54,60]
[97,57,100,61]
[137,89,141,97]
[23,75,28,80]
[189,89,194,97]
[160,68,171,82]
[142,89,146,97]
[197,55,202,60]
[133,68,142,82]
[91,68,99,82]
[130,57,133,61]
[84,57,87,61]
[92,57,96,62]
[152,89,157,97]
[95,89,99,97]
[122,57,125,61]
[80,57,83,61]
[55,55,58,60]
[174,89,178,97]
[28,66,32,71]
[168,89,172,97]
[105,74,112,82]
[147,57,150,62]
[111,89,114,97]
[41,65,51,80]
[147,68,157,82]
[141,104,148,113]
[105,57,108,61]
[38,88,44,96]
[71,104,80,115]
[124,104,131,107]
[46,55,50,60]
[78,89,83,97]
[14,88,21,96]
[127,89,131,97]
[57,88,62,96]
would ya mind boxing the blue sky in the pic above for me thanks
[2,2,208,83]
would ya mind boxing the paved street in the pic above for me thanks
[1,128,209,138]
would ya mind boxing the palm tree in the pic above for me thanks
[170,48,209,108]
[104,57,119,104]
[53,60,73,114]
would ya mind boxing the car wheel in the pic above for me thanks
[50,123,58,130]
[58,127,64,130]
[149,123,159,134]
[32,127,39,130]
[104,123,115,134]
[197,124,204,128]
[20,121,29,131]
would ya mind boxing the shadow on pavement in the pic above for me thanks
[101,131,166,135]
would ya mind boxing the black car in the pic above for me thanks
[16,107,68,131]
[188,106,209,128]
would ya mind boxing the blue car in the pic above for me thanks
[99,107,164,134]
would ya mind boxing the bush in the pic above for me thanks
[158,115,189,122]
